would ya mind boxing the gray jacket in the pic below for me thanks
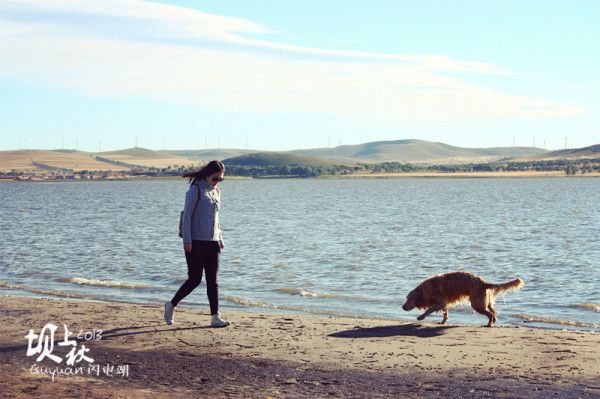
[181,178,223,244]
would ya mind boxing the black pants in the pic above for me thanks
[170,240,220,315]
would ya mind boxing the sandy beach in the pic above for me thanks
[0,296,598,398]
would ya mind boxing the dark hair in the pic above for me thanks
[182,160,225,184]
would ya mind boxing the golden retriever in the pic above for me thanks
[402,271,524,327]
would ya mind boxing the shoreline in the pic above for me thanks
[334,171,600,178]
[2,287,598,333]
[1,295,598,398]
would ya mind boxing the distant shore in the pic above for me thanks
[0,175,252,183]
[2,170,600,182]
[1,295,599,398]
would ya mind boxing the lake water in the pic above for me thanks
[1,178,599,331]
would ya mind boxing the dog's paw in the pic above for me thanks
[417,315,425,321]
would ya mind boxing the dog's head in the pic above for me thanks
[402,289,420,311]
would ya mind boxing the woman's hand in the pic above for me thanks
[184,243,192,253]
[219,240,224,250]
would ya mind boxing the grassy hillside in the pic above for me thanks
[0,150,128,172]
[223,151,345,168]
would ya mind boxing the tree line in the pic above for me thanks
[6,157,598,179]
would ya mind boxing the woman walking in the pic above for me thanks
[164,160,230,328]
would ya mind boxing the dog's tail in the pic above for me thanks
[484,278,524,293]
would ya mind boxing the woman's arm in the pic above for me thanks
[216,186,224,249]
[181,184,199,246]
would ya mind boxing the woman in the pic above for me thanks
[164,160,230,328]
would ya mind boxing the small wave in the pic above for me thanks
[273,287,400,304]
[513,313,599,329]
[224,294,334,315]
[0,280,100,301]
[56,277,153,289]
[571,303,600,313]
[274,288,334,298]
[224,295,291,310]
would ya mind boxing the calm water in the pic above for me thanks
[1,178,599,331]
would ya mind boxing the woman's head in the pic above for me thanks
[183,160,225,187]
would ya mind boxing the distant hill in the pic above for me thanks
[164,149,254,161]
[8,140,595,173]
[0,150,128,172]
[223,152,345,168]
[101,147,170,159]
[98,147,200,168]
[530,144,600,160]
[0,147,204,172]
[290,139,547,163]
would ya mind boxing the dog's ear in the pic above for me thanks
[411,290,423,305]
[407,289,420,302]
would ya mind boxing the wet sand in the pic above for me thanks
[1,295,599,398]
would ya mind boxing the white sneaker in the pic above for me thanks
[211,313,230,328]
[164,302,175,325]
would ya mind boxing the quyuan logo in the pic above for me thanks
[25,323,129,381]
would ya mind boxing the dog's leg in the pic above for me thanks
[439,309,448,325]
[487,305,497,323]
[472,305,495,327]
[417,305,443,321]
[471,291,496,327]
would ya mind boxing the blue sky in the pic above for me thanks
[1,0,598,152]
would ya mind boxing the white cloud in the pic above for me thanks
[0,0,582,125]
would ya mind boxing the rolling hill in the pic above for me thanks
[526,144,600,160]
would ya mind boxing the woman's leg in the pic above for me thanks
[204,241,220,315]
[170,242,204,306]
